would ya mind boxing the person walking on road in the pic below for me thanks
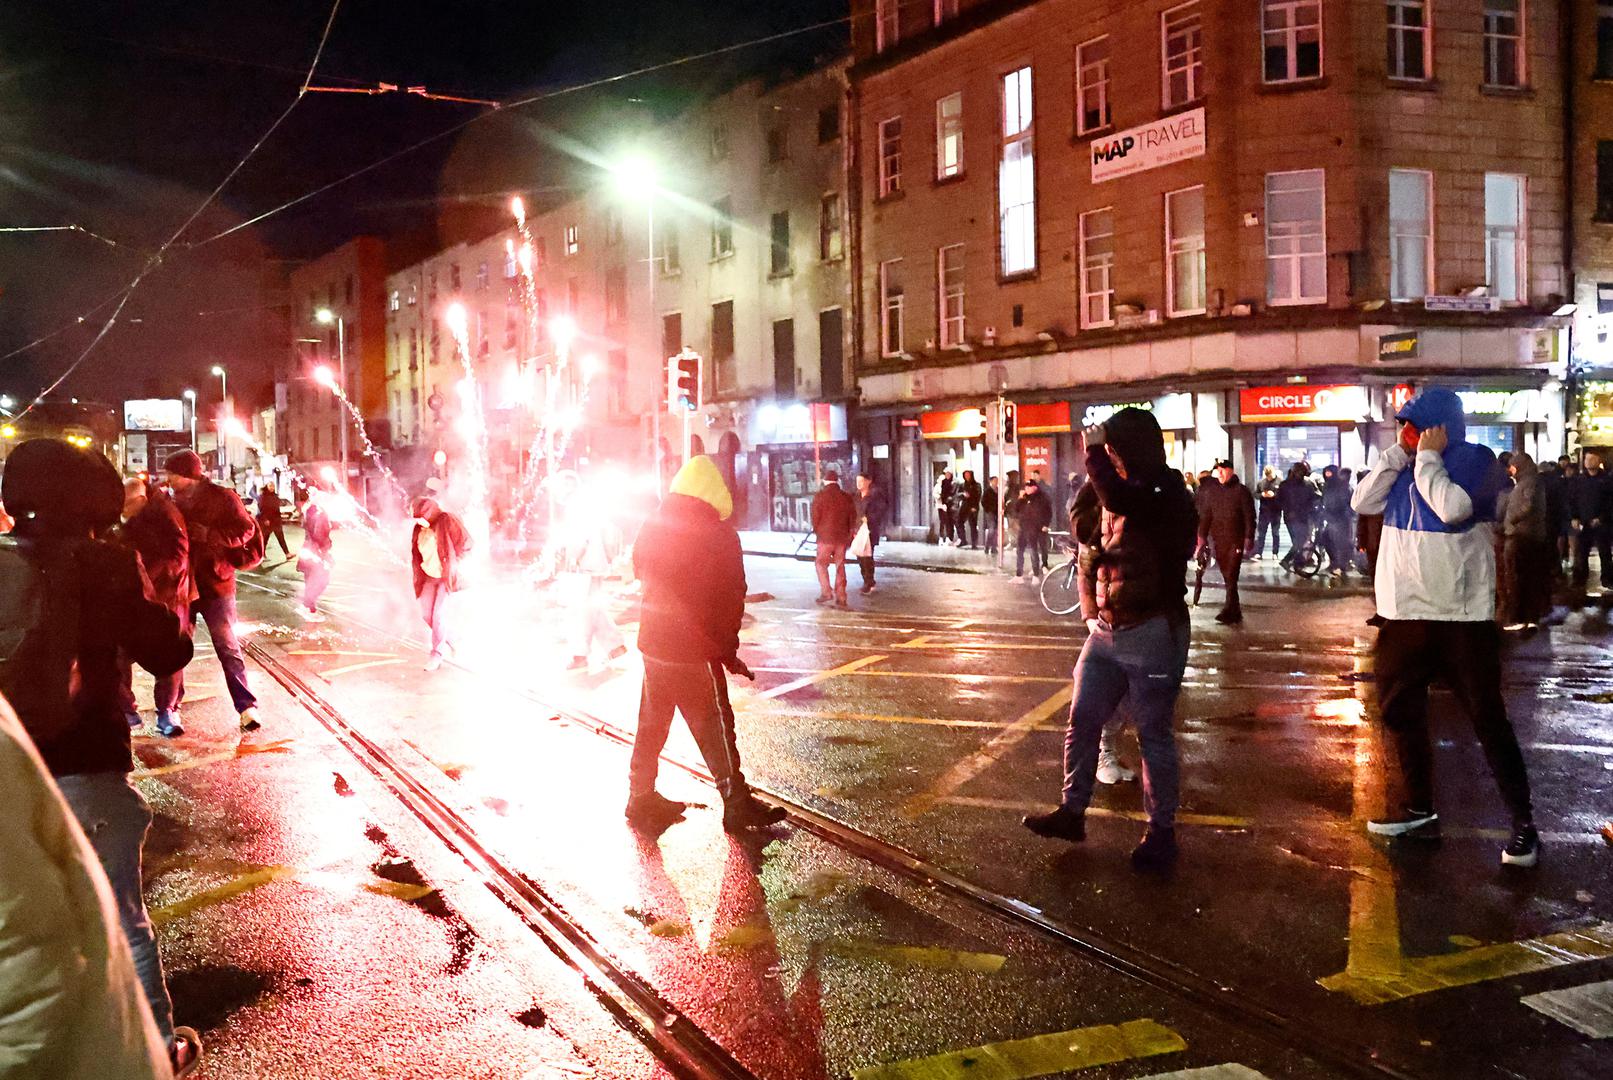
[1068,482,1139,786]
[163,450,263,734]
[935,470,956,545]
[1253,465,1282,559]
[854,472,888,595]
[1569,451,1613,596]
[627,455,786,834]
[256,485,291,561]
[810,469,856,609]
[1498,451,1553,630]
[1013,479,1053,581]
[1350,388,1537,867]
[114,478,194,733]
[0,439,201,1076]
[411,496,472,671]
[958,470,982,548]
[1022,410,1197,870]
[1196,461,1255,624]
[983,476,1001,555]
[1278,462,1320,570]
[1321,466,1356,576]
[297,489,335,623]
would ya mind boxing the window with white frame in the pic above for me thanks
[1386,0,1431,80]
[820,193,844,260]
[879,116,903,196]
[565,224,580,256]
[1262,0,1322,83]
[656,224,681,274]
[709,123,729,160]
[1076,37,1112,135]
[769,211,792,276]
[1162,4,1204,108]
[876,0,899,53]
[938,244,966,347]
[1265,169,1327,305]
[1079,208,1115,328]
[711,197,735,259]
[1483,1,1524,88]
[936,93,963,179]
[504,246,518,278]
[880,258,905,357]
[1388,168,1433,300]
[476,261,490,290]
[1166,186,1207,315]
[935,0,959,25]
[390,289,400,312]
[1484,172,1527,303]
[999,66,1036,276]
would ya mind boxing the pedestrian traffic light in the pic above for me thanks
[668,351,701,412]
[1000,401,1017,444]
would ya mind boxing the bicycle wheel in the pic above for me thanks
[1040,558,1082,615]
[1294,542,1324,578]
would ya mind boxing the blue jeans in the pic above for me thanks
[57,772,173,1042]
[157,593,257,714]
[1061,614,1191,828]
[419,579,453,654]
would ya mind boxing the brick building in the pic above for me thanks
[850,0,1571,538]
[1568,1,1613,447]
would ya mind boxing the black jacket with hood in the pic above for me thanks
[634,456,746,665]
[1077,409,1198,629]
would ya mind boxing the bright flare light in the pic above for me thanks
[182,388,196,401]
[510,195,526,226]
[319,466,338,485]
[314,308,336,326]
[610,153,659,201]
[446,302,469,340]
[550,315,578,353]
[210,365,225,376]
[313,365,336,388]
[580,354,603,381]
[517,242,533,276]
[222,416,248,439]
[433,450,448,467]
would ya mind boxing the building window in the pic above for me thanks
[712,300,736,393]
[605,207,624,246]
[818,104,841,143]
[936,92,963,179]
[534,237,547,269]
[1265,169,1327,305]
[938,244,966,347]
[1166,186,1207,316]
[662,313,682,361]
[934,0,959,24]
[1389,168,1433,300]
[1162,3,1205,108]
[605,266,627,324]
[1386,0,1431,81]
[710,123,729,160]
[505,305,519,349]
[449,263,461,291]
[1079,208,1116,328]
[565,224,580,256]
[1598,2,1613,79]
[389,289,400,312]
[770,211,792,276]
[345,275,354,305]
[504,245,518,278]
[1484,172,1527,303]
[1483,1,1524,88]
[773,318,796,397]
[820,193,844,261]
[1262,0,1322,83]
[1598,142,1613,222]
[878,116,903,197]
[711,197,735,259]
[1076,37,1112,135]
[880,258,905,357]
[656,225,681,274]
[476,261,490,290]
[767,124,787,164]
[407,283,417,306]
[876,0,899,53]
[999,66,1036,276]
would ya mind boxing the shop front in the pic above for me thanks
[1074,392,1196,473]
[1387,382,1557,461]
[1236,384,1371,475]
[749,402,849,533]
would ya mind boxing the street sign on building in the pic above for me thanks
[1424,295,1502,313]
[1090,108,1206,184]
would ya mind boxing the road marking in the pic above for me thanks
[823,939,1007,973]
[750,654,890,700]
[322,657,406,678]
[1521,978,1613,1037]
[751,666,1068,686]
[150,864,299,923]
[901,684,1072,819]
[133,738,296,778]
[287,649,398,658]
[773,710,1049,731]
[938,796,1251,830]
[850,1018,1185,1080]
[1135,1067,1270,1080]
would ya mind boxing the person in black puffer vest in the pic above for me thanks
[1023,408,1197,871]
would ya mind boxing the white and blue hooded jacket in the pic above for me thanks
[1351,388,1506,622]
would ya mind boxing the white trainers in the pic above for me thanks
[423,653,443,672]
[1096,748,1137,785]
[300,609,327,623]
[238,708,262,733]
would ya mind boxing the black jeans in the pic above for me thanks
[958,511,978,547]
[1016,529,1048,576]
[1215,548,1243,620]
[857,553,876,589]
[1375,620,1533,825]
[1256,509,1282,557]
[1572,523,1613,588]
[631,657,749,800]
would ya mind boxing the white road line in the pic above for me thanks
[1521,979,1613,1038]
[1134,1067,1270,1080]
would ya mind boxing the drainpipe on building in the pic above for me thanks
[843,70,863,467]
[1561,0,1578,456]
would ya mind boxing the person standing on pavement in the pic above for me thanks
[114,478,193,733]
[854,472,888,594]
[1277,462,1320,570]
[626,455,786,833]
[1012,479,1053,581]
[163,450,263,734]
[297,489,335,623]
[0,439,201,1076]
[1499,451,1553,630]
[958,470,982,549]
[983,476,1001,555]
[935,470,955,545]
[1195,461,1255,624]
[1543,458,1571,571]
[1254,466,1282,559]
[410,496,471,671]
[256,484,291,561]
[810,469,856,609]
[1350,388,1538,867]
[1321,466,1356,576]
[1569,451,1613,596]
[1022,409,1197,869]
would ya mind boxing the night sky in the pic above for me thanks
[0,0,846,405]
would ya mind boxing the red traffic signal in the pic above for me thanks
[668,351,701,412]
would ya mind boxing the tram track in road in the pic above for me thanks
[242,639,759,1080]
[239,573,1419,1080]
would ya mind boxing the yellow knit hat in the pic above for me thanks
[668,455,734,521]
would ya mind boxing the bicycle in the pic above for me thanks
[1282,520,1326,579]
[1040,537,1082,615]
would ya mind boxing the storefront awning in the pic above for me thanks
[1018,402,1071,434]
[919,408,986,440]
[1238,385,1369,424]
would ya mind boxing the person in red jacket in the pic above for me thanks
[115,477,195,730]
[162,450,261,735]
[410,496,471,671]
[810,469,856,609]
[627,455,786,834]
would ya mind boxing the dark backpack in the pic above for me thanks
[226,517,267,571]
[0,536,84,742]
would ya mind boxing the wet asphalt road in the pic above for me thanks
[126,528,1613,1079]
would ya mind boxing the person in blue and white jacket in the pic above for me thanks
[1350,387,1537,867]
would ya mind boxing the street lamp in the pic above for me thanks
[209,367,228,476]
[314,308,349,486]
[610,152,666,490]
[183,388,197,451]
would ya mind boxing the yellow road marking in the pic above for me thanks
[824,939,1007,973]
[901,685,1073,819]
[133,739,296,778]
[323,657,406,678]
[938,796,1251,830]
[150,864,298,924]
[750,654,890,700]
[851,1018,1185,1080]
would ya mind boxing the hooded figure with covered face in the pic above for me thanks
[626,456,785,835]
[1351,387,1537,867]
[1023,408,1198,871]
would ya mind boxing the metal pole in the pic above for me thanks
[996,394,1006,571]
[337,316,350,488]
[648,200,663,493]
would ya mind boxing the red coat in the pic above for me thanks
[173,479,258,601]
[810,483,857,546]
[119,489,194,617]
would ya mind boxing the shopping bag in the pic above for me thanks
[848,522,872,559]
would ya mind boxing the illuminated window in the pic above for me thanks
[938,244,965,347]
[565,225,580,256]
[1166,186,1206,316]
[711,197,734,259]
[936,92,963,179]
[1265,169,1327,305]
[1079,208,1115,328]
[999,66,1036,276]
[1389,168,1433,300]
[880,258,905,357]
[820,193,844,260]
[878,116,903,197]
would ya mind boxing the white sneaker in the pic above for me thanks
[238,708,262,733]
[300,609,327,623]
[424,653,443,672]
[1095,748,1136,785]
[1010,575,1025,583]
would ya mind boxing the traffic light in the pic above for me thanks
[1000,401,1017,444]
[668,351,701,412]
